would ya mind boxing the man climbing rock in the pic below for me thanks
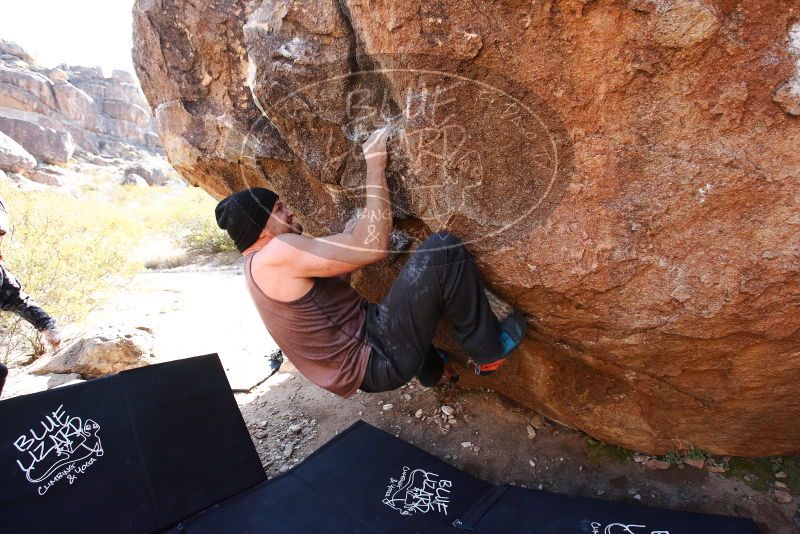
[0,197,61,397]
[215,128,526,398]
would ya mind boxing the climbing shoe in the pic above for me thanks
[435,348,460,386]
[472,311,527,376]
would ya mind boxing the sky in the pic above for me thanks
[0,0,137,74]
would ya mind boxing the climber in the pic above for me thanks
[0,197,61,398]
[215,127,527,398]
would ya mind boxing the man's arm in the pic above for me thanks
[336,217,360,284]
[266,128,393,278]
[0,263,57,332]
[346,128,392,256]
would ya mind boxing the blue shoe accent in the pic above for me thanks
[499,331,517,357]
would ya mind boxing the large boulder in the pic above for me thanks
[0,115,75,164]
[120,172,149,187]
[111,69,137,84]
[24,165,66,187]
[0,66,57,112]
[52,81,96,125]
[133,0,800,456]
[0,39,35,63]
[2,170,49,191]
[35,326,155,378]
[102,100,152,127]
[124,162,167,186]
[0,130,36,173]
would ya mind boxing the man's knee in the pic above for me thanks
[432,230,461,245]
[419,231,466,256]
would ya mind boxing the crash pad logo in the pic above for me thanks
[383,466,452,516]
[591,521,670,534]
[12,404,104,496]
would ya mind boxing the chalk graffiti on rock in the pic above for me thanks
[247,55,575,245]
[13,404,104,495]
[340,79,486,220]
[383,466,453,516]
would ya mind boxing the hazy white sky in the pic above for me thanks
[0,0,136,74]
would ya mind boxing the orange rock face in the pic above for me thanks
[133,0,800,455]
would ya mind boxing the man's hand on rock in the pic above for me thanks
[362,127,389,167]
[43,327,61,349]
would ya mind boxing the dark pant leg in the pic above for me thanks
[360,344,442,392]
[0,363,7,398]
[361,231,503,392]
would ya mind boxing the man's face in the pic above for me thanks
[266,200,303,236]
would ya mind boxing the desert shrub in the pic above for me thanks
[0,182,139,362]
[113,185,233,259]
[0,181,227,360]
[686,447,711,461]
[181,218,236,256]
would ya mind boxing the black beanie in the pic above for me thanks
[215,188,279,252]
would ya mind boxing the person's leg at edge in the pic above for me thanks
[0,362,7,398]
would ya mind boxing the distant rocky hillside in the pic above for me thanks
[0,38,175,190]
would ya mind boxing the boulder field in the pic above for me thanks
[0,38,161,164]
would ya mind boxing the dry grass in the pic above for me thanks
[0,180,233,361]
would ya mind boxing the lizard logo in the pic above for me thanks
[383,465,453,516]
[13,404,104,495]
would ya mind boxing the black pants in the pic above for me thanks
[360,231,504,392]
[0,363,7,398]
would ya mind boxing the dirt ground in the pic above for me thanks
[5,257,799,533]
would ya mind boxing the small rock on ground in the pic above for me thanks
[774,490,792,504]
[642,459,671,470]
[684,458,705,469]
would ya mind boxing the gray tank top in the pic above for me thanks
[243,253,371,398]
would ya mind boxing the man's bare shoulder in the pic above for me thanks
[250,237,318,301]
[256,231,374,278]
[255,234,308,267]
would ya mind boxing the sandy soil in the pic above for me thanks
[4,256,798,532]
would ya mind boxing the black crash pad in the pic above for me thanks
[170,420,492,533]
[2,354,760,534]
[0,354,264,534]
[172,421,759,534]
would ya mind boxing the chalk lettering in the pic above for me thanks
[14,405,103,496]
[383,467,453,517]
